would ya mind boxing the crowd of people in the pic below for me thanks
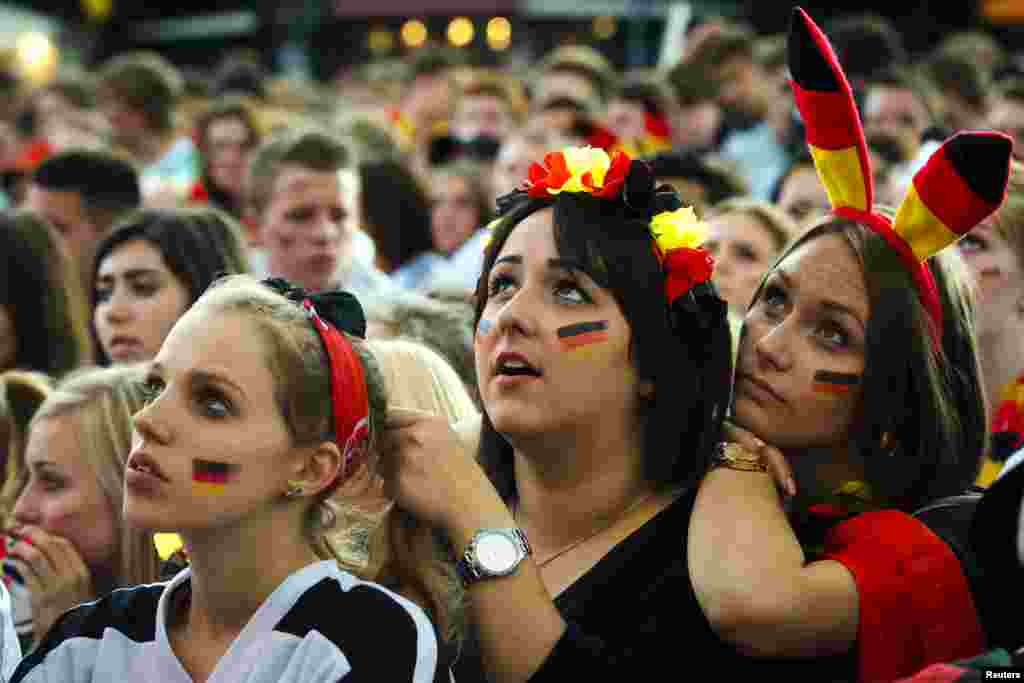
[0,5,1023,681]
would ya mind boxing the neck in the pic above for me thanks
[784,443,867,507]
[979,321,1024,419]
[132,129,175,167]
[176,507,320,638]
[510,412,652,552]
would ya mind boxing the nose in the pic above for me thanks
[11,487,40,527]
[309,212,340,246]
[491,285,539,340]
[99,287,133,326]
[750,318,792,373]
[131,396,172,447]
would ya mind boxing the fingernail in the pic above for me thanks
[787,478,797,497]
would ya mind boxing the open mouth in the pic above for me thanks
[495,354,542,378]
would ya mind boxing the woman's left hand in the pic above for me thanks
[378,408,513,538]
[721,420,797,497]
[5,525,93,642]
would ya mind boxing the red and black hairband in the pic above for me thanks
[788,7,1012,345]
[262,278,370,481]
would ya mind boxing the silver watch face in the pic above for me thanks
[475,533,520,574]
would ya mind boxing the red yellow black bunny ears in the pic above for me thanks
[788,7,1012,342]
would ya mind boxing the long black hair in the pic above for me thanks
[473,161,733,501]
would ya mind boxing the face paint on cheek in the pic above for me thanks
[557,321,610,358]
[476,318,494,338]
[812,370,861,395]
[192,459,240,494]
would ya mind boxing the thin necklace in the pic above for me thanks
[515,491,657,568]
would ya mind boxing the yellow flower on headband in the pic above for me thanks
[649,207,707,254]
[558,147,612,193]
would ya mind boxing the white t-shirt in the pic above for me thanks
[0,580,21,681]
[9,560,447,683]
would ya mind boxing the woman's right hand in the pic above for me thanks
[721,420,797,497]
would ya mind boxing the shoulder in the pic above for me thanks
[10,582,165,683]
[274,569,440,682]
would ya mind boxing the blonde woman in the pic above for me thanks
[5,365,161,652]
[0,371,54,518]
[10,276,451,682]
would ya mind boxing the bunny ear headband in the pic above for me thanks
[788,7,1012,343]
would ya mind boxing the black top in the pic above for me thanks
[453,486,856,682]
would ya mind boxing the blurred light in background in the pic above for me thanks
[400,19,428,49]
[80,0,113,22]
[486,17,511,51]
[367,26,395,53]
[592,15,617,40]
[15,32,57,84]
[447,17,474,47]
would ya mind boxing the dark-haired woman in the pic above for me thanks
[689,9,1010,682]
[92,207,249,365]
[380,145,735,682]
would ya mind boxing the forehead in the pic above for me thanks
[157,307,275,395]
[774,233,868,318]
[25,414,80,466]
[206,117,250,138]
[709,212,770,239]
[460,93,505,111]
[99,239,168,275]
[865,86,926,115]
[496,209,556,261]
[271,165,342,200]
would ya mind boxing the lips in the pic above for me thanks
[127,449,169,482]
[493,351,542,378]
[107,336,144,360]
[736,373,785,404]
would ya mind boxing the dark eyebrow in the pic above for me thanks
[547,258,588,274]
[772,270,865,331]
[97,268,161,284]
[493,255,522,267]
[149,362,247,400]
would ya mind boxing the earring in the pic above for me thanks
[284,483,303,499]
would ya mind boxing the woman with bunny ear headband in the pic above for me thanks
[690,7,1011,683]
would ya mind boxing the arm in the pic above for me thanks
[688,465,859,659]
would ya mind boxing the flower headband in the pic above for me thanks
[520,145,718,319]
[262,278,371,482]
[788,7,1012,344]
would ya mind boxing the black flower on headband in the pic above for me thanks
[260,277,367,339]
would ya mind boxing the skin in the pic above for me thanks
[94,239,191,364]
[672,101,721,152]
[606,98,647,143]
[452,94,512,141]
[863,85,931,145]
[431,174,480,256]
[260,165,354,293]
[704,212,782,315]
[776,166,831,228]
[25,183,99,289]
[0,305,15,371]
[714,56,770,120]
[129,306,340,680]
[10,414,119,640]
[204,116,252,200]
[989,97,1024,161]
[380,208,671,682]
[690,233,869,658]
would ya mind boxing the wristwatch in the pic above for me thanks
[455,528,532,586]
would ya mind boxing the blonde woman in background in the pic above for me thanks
[4,365,161,652]
[0,372,54,519]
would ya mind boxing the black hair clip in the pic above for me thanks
[260,277,367,339]
[669,281,727,334]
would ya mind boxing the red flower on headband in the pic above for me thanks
[662,247,714,303]
[526,147,630,199]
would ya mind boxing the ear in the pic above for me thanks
[787,7,873,214]
[293,440,343,498]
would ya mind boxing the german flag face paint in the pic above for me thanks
[192,459,239,494]
[812,370,860,395]
[557,321,609,357]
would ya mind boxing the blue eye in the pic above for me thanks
[554,279,588,304]
[197,390,231,418]
[816,322,850,349]
[487,273,515,298]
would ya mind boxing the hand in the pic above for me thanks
[378,408,512,538]
[5,526,94,642]
[721,420,797,497]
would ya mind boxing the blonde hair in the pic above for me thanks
[0,371,54,521]
[991,161,1024,272]
[192,275,461,644]
[368,339,478,424]
[706,197,801,252]
[27,365,160,585]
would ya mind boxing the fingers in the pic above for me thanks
[722,421,796,497]
[384,406,435,428]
